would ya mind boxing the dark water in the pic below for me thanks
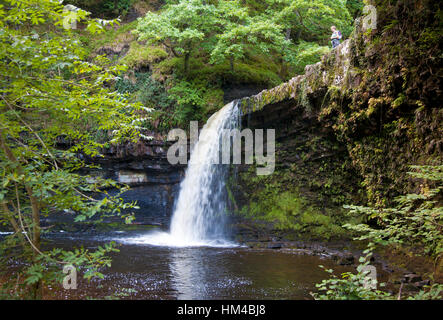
[45,232,354,300]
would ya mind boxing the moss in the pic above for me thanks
[297,79,313,112]
[234,165,361,241]
[231,63,282,86]
[185,59,282,87]
[391,93,406,109]
[78,20,138,54]
[120,42,168,69]
[153,57,182,80]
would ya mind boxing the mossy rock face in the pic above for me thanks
[236,0,442,208]
[231,0,442,244]
[239,38,354,116]
[229,158,363,241]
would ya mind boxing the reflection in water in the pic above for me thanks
[169,249,210,300]
[164,246,351,300]
[43,234,356,300]
[169,248,256,300]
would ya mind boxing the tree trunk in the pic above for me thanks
[285,28,291,41]
[0,129,42,299]
[230,56,234,73]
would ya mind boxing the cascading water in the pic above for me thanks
[121,101,240,247]
[169,101,240,244]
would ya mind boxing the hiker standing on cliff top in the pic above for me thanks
[330,26,342,48]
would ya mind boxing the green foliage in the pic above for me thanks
[185,57,282,87]
[313,244,392,300]
[405,284,443,300]
[285,41,330,74]
[346,0,365,19]
[116,72,171,109]
[115,68,227,131]
[0,0,144,298]
[123,0,357,127]
[265,0,353,41]
[134,0,219,74]
[134,0,354,76]
[315,166,443,300]
[313,243,443,300]
[79,19,138,55]
[343,166,443,260]
[101,0,134,16]
[167,80,205,127]
[210,4,288,72]
[134,0,289,76]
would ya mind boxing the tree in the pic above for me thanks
[210,15,289,72]
[256,0,353,75]
[0,0,144,299]
[264,0,353,43]
[134,0,219,75]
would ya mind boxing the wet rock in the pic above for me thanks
[257,236,272,242]
[267,243,283,249]
[332,253,355,265]
[155,147,165,154]
[403,273,423,283]
[339,255,355,265]
[127,162,144,170]
[118,171,148,185]
[245,242,265,249]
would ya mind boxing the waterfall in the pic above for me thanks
[122,101,240,247]
[170,101,240,244]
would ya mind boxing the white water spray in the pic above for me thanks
[121,102,240,247]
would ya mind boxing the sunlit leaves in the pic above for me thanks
[210,16,289,67]
[134,0,219,57]
[0,0,145,296]
[265,0,352,38]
